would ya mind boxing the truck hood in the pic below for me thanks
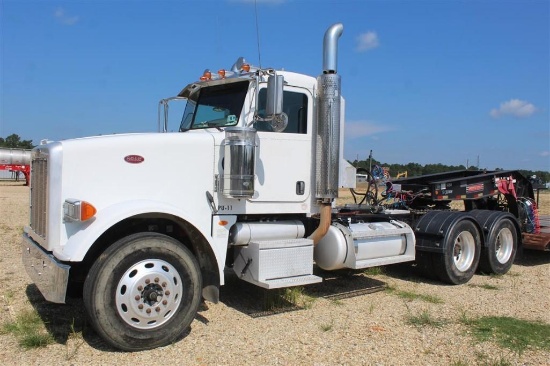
[32,130,218,253]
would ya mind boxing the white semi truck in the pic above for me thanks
[23,23,537,351]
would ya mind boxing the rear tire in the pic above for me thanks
[83,232,202,351]
[433,220,481,285]
[478,218,517,275]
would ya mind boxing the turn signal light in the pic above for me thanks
[81,201,97,221]
[217,69,226,79]
[64,199,97,222]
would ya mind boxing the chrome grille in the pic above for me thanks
[30,157,48,239]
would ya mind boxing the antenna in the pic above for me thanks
[254,0,262,68]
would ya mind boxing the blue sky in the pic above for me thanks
[1,0,549,171]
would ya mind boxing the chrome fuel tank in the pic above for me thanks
[314,221,416,270]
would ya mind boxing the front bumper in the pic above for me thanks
[21,233,70,303]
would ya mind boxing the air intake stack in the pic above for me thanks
[315,23,344,202]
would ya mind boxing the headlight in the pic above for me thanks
[63,199,97,222]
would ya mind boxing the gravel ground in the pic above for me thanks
[1,182,549,366]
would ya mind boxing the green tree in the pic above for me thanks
[348,156,549,183]
[518,170,550,184]
[0,134,34,149]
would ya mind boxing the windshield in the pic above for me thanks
[179,80,249,131]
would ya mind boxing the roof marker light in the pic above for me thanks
[200,69,212,81]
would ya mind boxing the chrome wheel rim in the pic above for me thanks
[453,231,476,272]
[495,227,514,264]
[116,259,183,330]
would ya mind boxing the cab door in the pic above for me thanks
[250,86,313,203]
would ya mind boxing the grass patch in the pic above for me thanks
[468,283,499,290]
[481,358,513,366]
[455,353,514,366]
[285,287,316,309]
[386,285,443,304]
[462,315,550,354]
[264,286,316,311]
[406,309,445,328]
[2,309,53,349]
[65,319,85,361]
[330,299,344,306]
[319,320,334,332]
[363,267,384,276]
[0,224,12,232]
[506,271,521,277]
[450,361,469,366]
[1,289,14,305]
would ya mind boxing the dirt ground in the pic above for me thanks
[1,181,549,366]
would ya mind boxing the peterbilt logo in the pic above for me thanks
[124,155,145,164]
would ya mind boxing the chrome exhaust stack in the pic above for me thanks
[310,23,344,245]
[315,23,343,203]
[323,23,344,74]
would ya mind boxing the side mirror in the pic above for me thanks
[266,74,284,116]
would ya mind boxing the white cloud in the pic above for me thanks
[490,99,537,118]
[345,120,394,138]
[356,31,379,52]
[540,151,550,157]
[54,7,79,25]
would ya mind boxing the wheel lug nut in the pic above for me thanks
[135,295,140,301]
[146,308,151,314]
[137,285,143,291]
[162,300,168,305]
[165,290,170,296]
[145,279,150,284]
[154,277,159,283]
[162,282,167,288]
[155,307,161,312]
[138,304,144,310]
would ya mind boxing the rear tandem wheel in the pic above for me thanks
[432,220,481,285]
[478,217,517,275]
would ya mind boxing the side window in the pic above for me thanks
[256,89,308,134]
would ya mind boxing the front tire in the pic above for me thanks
[83,232,202,351]
[433,220,481,285]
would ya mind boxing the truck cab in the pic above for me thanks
[169,66,319,213]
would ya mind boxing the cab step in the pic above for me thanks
[233,238,322,289]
